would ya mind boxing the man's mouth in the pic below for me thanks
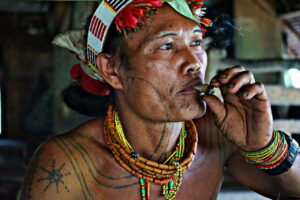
[193,84,215,95]
[179,87,199,95]
[179,81,205,95]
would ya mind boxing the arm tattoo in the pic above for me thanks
[55,139,95,199]
[37,159,71,193]
[69,137,133,180]
[57,138,139,193]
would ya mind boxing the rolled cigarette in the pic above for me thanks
[193,84,215,95]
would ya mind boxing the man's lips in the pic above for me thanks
[179,81,204,95]
[179,86,199,94]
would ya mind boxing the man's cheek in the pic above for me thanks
[196,50,207,65]
[127,78,171,119]
[128,77,163,103]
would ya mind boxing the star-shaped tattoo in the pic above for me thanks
[37,159,71,193]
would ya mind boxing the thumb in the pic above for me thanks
[202,94,226,124]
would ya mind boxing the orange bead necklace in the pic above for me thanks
[103,105,198,199]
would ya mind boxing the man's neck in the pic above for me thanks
[116,104,182,163]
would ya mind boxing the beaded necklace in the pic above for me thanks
[103,105,198,200]
[115,110,186,199]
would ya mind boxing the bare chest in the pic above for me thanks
[80,148,226,200]
[68,122,230,200]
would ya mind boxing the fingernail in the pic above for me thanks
[220,74,227,79]
[243,92,248,98]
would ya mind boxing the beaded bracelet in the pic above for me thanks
[263,131,299,175]
[241,130,299,176]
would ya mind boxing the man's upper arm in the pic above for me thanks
[21,136,82,200]
[226,150,280,198]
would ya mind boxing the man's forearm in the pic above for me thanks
[274,157,300,198]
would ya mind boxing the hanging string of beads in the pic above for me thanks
[161,123,187,200]
[103,105,198,200]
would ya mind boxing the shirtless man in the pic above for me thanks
[21,0,300,199]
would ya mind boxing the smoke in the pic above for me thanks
[208,13,242,49]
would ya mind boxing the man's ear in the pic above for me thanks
[96,53,123,89]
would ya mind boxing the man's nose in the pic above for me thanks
[180,47,201,75]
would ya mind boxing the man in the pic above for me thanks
[21,0,300,199]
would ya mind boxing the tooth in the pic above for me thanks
[193,84,215,94]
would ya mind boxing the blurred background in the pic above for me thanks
[0,0,299,199]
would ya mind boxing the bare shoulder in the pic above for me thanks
[21,117,111,200]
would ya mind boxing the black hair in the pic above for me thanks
[62,82,115,116]
[62,17,127,117]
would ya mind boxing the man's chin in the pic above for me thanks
[166,99,207,122]
[180,100,207,121]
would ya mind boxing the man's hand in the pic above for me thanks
[202,65,273,151]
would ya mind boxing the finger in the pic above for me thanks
[202,94,226,124]
[241,82,268,101]
[225,70,255,94]
[210,70,225,87]
[210,78,222,87]
[210,65,246,86]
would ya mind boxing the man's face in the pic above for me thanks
[117,5,208,122]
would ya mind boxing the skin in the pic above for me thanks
[21,5,300,200]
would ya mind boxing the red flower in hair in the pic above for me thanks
[70,64,110,96]
[187,0,204,10]
[114,0,164,33]
[115,6,145,32]
[201,18,212,26]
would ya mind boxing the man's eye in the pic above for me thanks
[159,43,173,50]
[191,39,202,46]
